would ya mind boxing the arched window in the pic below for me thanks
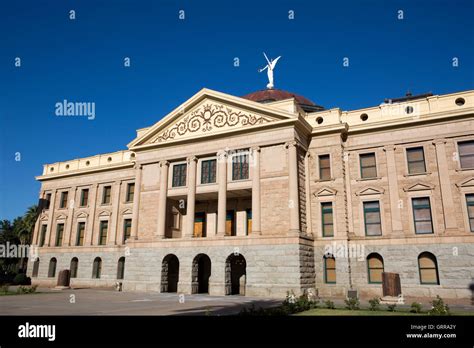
[92,257,102,279]
[418,252,439,285]
[32,258,40,277]
[70,257,78,278]
[48,257,57,278]
[367,253,384,284]
[117,257,125,280]
[323,254,336,284]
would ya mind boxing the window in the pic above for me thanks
[412,197,433,234]
[70,257,78,278]
[418,252,439,285]
[55,223,64,246]
[126,183,135,203]
[99,221,108,245]
[39,225,47,247]
[117,257,125,280]
[226,210,236,236]
[407,147,426,174]
[201,159,217,184]
[92,257,102,279]
[319,155,331,180]
[467,194,474,232]
[123,219,132,242]
[458,140,474,169]
[59,191,68,208]
[172,163,187,187]
[321,202,334,237]
[45,193,52,210]
[324,255,336,284]
[76,222,85,246]
[232,152,249,180]
[367,253,384,284]
[80,189,89,206]
[360,153,377,179]
[32,258,40,277]
[246,209,252,235]
[48,257,57,278]
[363,201,382,236]
[102,186,112,204]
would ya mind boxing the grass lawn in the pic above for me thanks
[296,308,474,316]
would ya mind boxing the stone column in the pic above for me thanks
[383,145,403,235]
[286,141,300,235]
[433,139,457,232]
[33,191,43,245]
[343,151,355,238]
[217,150,228,237]
[157,160,169,238]
[185,156,198,238]
[64,187,77,246]
[130,164,142,240]
[85,184,98,246]
[251,146,261,235]
[44,189,57,247]
[304,152,313,237]
[108,181,122,245]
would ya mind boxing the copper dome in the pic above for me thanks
[242,89,324,112]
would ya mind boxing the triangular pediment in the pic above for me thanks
[55,214,67,220]
[315,187,337,197]
[356,186,384,196]
[76,211,88,219]
[121,208,133,215]
[403,182,434,192]
[128,89,297,148]
[40,214,49,221]
[456,177,474,188]
[98,210,111,217]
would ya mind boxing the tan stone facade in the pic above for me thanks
[29,88,474,299]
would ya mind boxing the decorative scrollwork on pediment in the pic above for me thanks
[152,103,272,143]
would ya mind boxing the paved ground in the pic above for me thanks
[0,288,282,316]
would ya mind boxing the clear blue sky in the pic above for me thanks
[1,0,473,220]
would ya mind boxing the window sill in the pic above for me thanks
[403,172,432,177]
[314,178,335,183]
[356,177,382,182]
[230,179,250,183]
[456,167,474,172]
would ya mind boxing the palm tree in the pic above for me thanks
[17,205,39,272]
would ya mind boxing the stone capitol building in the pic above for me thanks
[28,86,474,300]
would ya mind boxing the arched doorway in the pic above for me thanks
[225,254,246,295]
[161,254,179,293]
[192,254,211,294]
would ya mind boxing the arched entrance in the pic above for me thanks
[225,254,246,295]
[191,254,211,294]
[161,254,179,293]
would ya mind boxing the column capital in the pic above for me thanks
[159,160,170,168]
[284,140,298,149]
[383,144,397,152]
[187,155,198,164]
[217,150,228,160]
[250,146,261,153]
[432,138,447,146]
[134,163,143,170]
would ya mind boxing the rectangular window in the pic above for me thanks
[324,257,336,284]
[321,202,334,237]
[363,201,382,236]
[412,197,434,234]
[102,186,112,204]
[59,191,68,208]
[232,152,249,181]
[172,163,187,187]
[467,194,474,232]
[99,221,108,245]
[407,147,426,174]
[319,155,331,180]
[360,153,377,179]
[126,183,135,203]
[45,193,52,210]
[459,140,474,169]
[123,219,132,242]
[39,225,47,247]
[76,222,85,246]
[80,189,89,206]
[55,223,64,246]
[225,210,236,236]
[201,159,217,184]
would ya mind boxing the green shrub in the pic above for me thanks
[0,284,9,293]
[13,273,31,286]
[324,300,335,309]
[240,290,319,316]
[368,297,380,311]
[428,295,450,316]
[344,297,360,310]
[387,304,397,312]
[410,302,423,313]
[16,285,38,294]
